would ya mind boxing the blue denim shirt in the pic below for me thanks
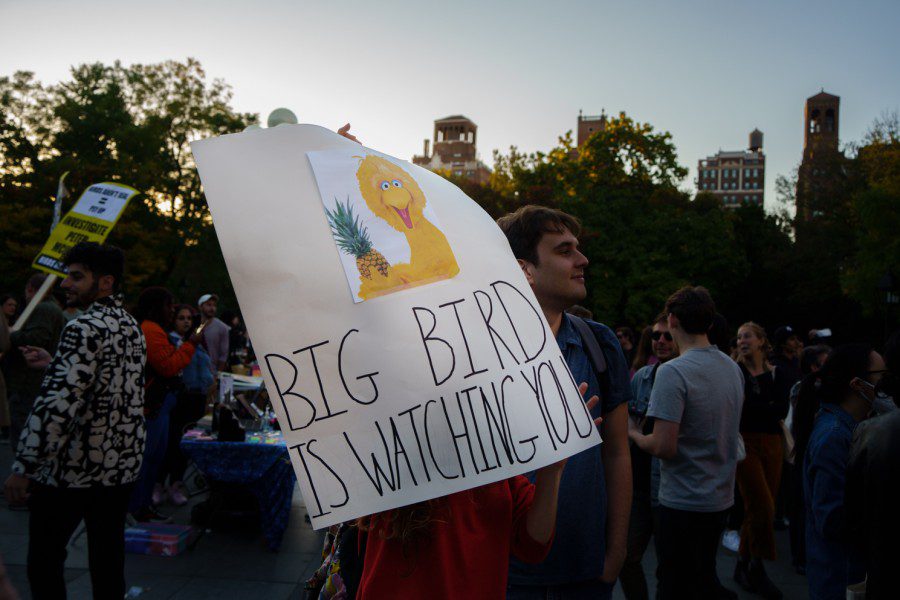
[169,332,215,393]
[508,314,632,585]
[803,404,866,600]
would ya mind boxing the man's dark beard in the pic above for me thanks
[68,279,100,309]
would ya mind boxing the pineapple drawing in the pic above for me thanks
[325,198,391,280]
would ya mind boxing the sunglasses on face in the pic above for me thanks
[651,331,673,342]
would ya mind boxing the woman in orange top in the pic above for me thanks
[129,287,201,522]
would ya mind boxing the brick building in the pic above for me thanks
[412,115,491,184]
[696,129,765,209]
[796,90,842,221]
[576,110,608,147]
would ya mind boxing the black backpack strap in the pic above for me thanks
[569,315,608,376]
[569,315,612,409]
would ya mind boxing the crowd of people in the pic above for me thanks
[0,201,898,600]
[0,243,254,598]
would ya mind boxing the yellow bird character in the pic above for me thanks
[355,155,459,299]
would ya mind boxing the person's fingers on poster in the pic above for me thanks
[20,345,52,369]
[337,123,361,144]
[579,381,603,427]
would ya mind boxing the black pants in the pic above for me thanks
[619,488,660,600]
[28,482,133,600]
[158,391,206,485]
[656,505,729,600]
[786,462,806,568]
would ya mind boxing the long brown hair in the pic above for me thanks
[734,321,773,368]
[358,499,447,547]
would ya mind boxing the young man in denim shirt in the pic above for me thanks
[499,206,632,600]
[804,344,884,600]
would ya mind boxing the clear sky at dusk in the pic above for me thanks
[2,0,898,211]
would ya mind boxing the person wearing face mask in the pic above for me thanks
[844,331,900,599]
[802,343,885,600]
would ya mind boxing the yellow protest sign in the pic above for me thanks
[32,182,138,276]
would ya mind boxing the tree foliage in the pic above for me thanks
[0,59,255,304]
[456,112,899,341]
[2,61,897,342]
[475,114,767,328]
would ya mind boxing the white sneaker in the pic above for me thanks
[722,529,740,552]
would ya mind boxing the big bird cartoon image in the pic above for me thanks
[347,154,459,300]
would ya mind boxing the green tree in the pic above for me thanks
[0,59,255,301]
[841,112,900,320]
[480,113,741,326]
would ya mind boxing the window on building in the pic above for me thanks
[753,182,758,189]
[454,170,463,177]
[753,169,759,177]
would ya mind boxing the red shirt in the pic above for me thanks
[357,476,552,600]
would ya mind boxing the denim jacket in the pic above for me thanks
[803,404,866,599]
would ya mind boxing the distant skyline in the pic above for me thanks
[2,0,898,212]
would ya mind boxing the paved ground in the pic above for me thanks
[0,442,809,599]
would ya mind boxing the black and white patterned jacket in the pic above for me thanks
[12,293,147,488]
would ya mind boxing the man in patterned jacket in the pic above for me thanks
[4,242,146,600]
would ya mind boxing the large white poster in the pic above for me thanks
[191,125,601,529]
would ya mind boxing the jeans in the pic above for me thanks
[28,482,133,600]
[618,488,659,600]
[157,391,206,485]
[507,580,613,600]
[129,392,176,512]
[656,505,729,600]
